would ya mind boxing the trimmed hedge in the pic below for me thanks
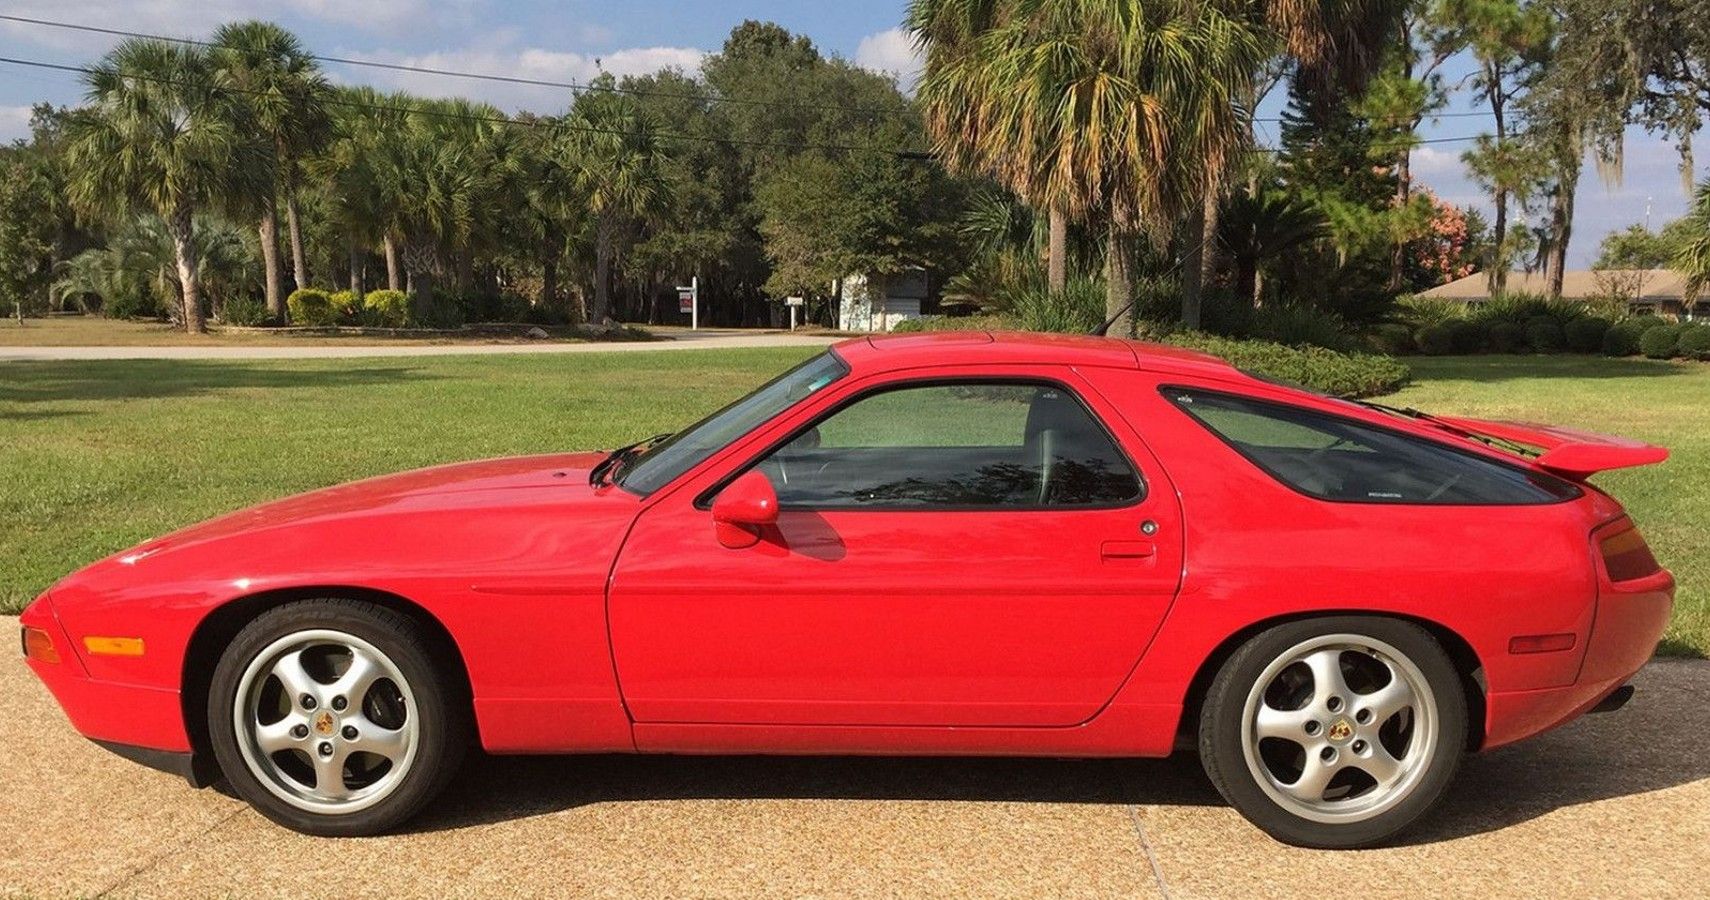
[1416,323,1456,356]
[1525,318,1566,353]
[286,288,337,326]
[1640,324,1682,359]
[1369,322,1414,356]
[362,289,410,327]
[1487,321,1526,353]
[1165,332,1410,398]
[1603,319,1651,356]
[1564,316,1610,353]
[1679,325,1710,361]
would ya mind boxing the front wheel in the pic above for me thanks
[1198,616,1468,848]
[207,598,469,835]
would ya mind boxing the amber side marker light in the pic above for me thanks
[83,636,145,657]
[21,626,60,664]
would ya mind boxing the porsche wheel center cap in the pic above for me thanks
[312,710,338,737]
[1326,718,1355,743]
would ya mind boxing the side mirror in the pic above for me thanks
[711,470,779,549]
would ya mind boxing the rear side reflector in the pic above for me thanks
[22,626,60,664]
[82,636,145,657]
[1509,633,1577,654]
[1600,521,1662,583]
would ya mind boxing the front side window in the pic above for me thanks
[1165,388,1579,505]
[750,381,1142,509]
[619,351,849,495]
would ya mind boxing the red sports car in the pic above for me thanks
[21,333,1672,847]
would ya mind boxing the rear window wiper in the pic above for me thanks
[1342,399,1538,458]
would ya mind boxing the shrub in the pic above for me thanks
[1525,317,1566,353]
[1469,292,1586,327]
[1487,321,1526,353]
[1249,304,1354,350]
[1391,294,1466,329]
[1602,318,1651,356]
[1678,325,1710,361]
[328,290,360,323]
[1007,276,1105,333]
[220,297,271,327]
[1415,323,1456,355]
[1165,332,1410,398]
[889,317,926,333]
[1640,323,1683,359]
[1368,322,1415,356]
[362,289,409,327]
[1448,319,1485,354]
[412,292,465,329]
[1564,317,1611,353]
[285,288,337,326]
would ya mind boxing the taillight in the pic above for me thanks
[21,626,60,664]
[1600,520,1661,583]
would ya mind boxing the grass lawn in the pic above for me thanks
[1,350,1703,657]
[0,315,638,346]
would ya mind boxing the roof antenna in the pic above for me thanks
[1090,299,1137,337]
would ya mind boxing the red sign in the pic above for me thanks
[678,290,694,313]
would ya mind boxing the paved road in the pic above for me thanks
[0,329,839,362]
[5,623,1706,898]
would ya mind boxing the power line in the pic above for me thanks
[0,52,1491,159]
[0,13,903,118]
[0,55,936,158]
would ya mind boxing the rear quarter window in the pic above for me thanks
[1163,388,1580,505]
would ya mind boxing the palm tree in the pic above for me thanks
[312,86,404,297]
[1218,184,1330,305]
[212,21,331,317]
[1673,179,1710,302]
[914,0,1266,331]
[374,95,484,316]
[63,38,259,332]
[565,88,670,325]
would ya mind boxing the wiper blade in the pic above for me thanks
[590,433,672,487]
[1343,399,1538,457]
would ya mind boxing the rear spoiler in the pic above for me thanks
[1429,416,1668,480]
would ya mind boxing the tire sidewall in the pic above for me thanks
[206,599,466,836]
[1199,616,1468,849]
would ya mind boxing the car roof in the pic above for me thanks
[834,330,1245,381]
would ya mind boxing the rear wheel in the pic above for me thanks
[1198,616,1467,848]
[207,599,468,835]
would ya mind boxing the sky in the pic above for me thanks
[1,0,1705,268]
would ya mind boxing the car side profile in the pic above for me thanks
[20,332,1673,847]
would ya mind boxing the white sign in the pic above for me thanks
[784,296,805,307]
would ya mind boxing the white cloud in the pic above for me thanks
[351,41,706,113]
[855,27,922,93]
[0,0,439,50]
[0,106,35,143]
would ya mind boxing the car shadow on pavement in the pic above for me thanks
[409,662,1710,845]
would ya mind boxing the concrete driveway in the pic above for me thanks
[4,618,1706,898]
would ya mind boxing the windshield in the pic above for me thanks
[617,350,850,495]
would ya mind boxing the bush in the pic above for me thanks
[889,317,926,333]
[328,290,360,323]
[1369,322,1415,356]
[1564,317,1611,353]
[1249,304,1354,350]
[1678,325,1710,361]
[220,297,271,327]
[1007,276,1106,333]
[1640,323,1683,359]
[412,292,465,329]
[362,289,409,327]
[1448,319,1485,354]
[1487,321,1527,353]
[1165,332,1410,398]
[286,288,337,326]
[1468,292,1586,327]
[1415,323,1456,355]
[1525,317,1566,353]
[1602,318,1651,356]
[1391,295,1465,329]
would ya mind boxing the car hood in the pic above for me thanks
[117,451,614,558]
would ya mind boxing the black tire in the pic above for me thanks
[206,598,470,836]
[1197,616,1468,849]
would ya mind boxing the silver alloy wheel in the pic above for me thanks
[232,628,419,815]
[1239,633,1438,825]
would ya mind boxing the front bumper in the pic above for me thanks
[20,596,196,757]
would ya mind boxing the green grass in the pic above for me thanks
[1,351,1704,657]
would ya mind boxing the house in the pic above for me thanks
[838,268,928,332]
[1420,269,1707,319]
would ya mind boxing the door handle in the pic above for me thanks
[1101,540,1156,560]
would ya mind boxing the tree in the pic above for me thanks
[374,96,485,317]
[0,152,60,322]
[1217,183,1330,306]
[566,84,670,325]
[1674,180,1710,300]
[913,0,1266,331]
[63,39,259,332]
[1594,223,1685,270]
[212,21,331,319]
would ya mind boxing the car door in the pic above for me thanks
[606,365,1184,728]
